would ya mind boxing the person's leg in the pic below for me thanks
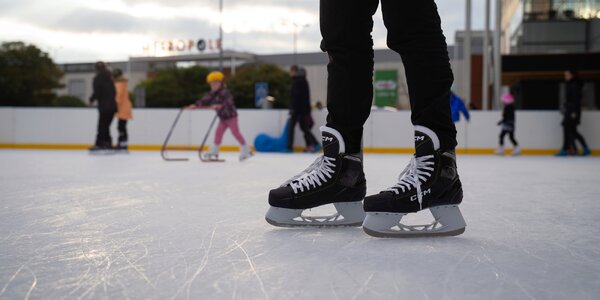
[225,117,247,146]
[98,111,114,147]
[499,130,507,146]
[363,0,465,237]
[508,131,518,146]
[266,0,377,227]
[213,120,227,146]
[287,115,298,151]
[381,0,456,150]
[573,128,589,149]
[299,115,318,147]
[321,0,380,154]
[117,119,128,148]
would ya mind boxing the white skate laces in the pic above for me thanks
[385,155,434,210]
[288,156,337,194]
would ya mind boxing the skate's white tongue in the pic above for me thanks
[414,125,440,157]
[321,126,345,156]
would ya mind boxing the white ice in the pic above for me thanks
[1,150,599,299]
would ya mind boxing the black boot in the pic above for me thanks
[362,126,466,237]
[266,126,366,227]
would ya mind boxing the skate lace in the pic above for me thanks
[280,157,322,187]
[288,156,337,194]
[385,155,434,210]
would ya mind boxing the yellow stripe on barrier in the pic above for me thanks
[0,143,597,156]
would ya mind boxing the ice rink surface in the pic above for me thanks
[1,150,599,300]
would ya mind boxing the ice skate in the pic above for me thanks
[266,126,366,227]
[115,140,129,154]
[362,126,466,238]
[495,145,505,156]
[88,144,116,155]
[511,145,521,156]
[201,144,224,162]
[239,144,253,161]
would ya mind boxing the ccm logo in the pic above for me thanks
[414,135,425,142]
[410,188,431,201]
[322,136,334,142]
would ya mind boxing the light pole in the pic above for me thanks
[483,0,490,110]
[464,0,472,105]
[218,0,224,72]
[293,23,309,65]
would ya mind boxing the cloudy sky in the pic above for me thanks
[0,0,492,63]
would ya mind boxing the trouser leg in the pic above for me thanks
[97,111,114,147]
[381,0,456,150]
[320,0,379,154]
[287,115,299,150]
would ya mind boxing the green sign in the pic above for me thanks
[374,69,398,107]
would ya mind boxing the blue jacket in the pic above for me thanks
[450,92,470,123]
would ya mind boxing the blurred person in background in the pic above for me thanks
[288,65,320,153]
[449,90,470,123]
[496,91,520,156]
[112,68,133,152]
[89,62,117,152]
[556,70,590,156]
[186,71,252,161]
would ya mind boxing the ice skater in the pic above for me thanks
[496,92,520,156]
[450,90,470,123]
[89,61,117,152]
[112,68,132,151]
[266,0,466,237]
[186,71,252,161]
[288,65,320,153]
[556,70,590,156]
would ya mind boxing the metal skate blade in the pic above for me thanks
[265,203,365,228]
[362,205,466,238]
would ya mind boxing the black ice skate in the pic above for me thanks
[266,126,366,227]
[362,126,466,237]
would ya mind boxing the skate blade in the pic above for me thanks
[265,202,365,228]
[200,158,225,162]
[89,149,117,155]
[362,205,466,238]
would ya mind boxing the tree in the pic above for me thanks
[0,41,63,106]
[137,65,211,108]
[227,63,291,109]
[52,95,86,107]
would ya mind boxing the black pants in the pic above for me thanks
[118,119,128,146]
[321,0,456,153]
[288,114,318,150]
[562,121,588,151]
[96,111,115,147]
[499,130,518,146]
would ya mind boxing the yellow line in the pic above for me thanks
[0,143,597,156]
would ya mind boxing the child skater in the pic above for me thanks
[112,68,133,151]
[186,71,252,161]
[496,91,520,156]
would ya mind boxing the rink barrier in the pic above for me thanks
[0,143,596,156]
[0,108,599,155]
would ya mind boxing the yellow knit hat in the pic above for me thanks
[206,71,225,83]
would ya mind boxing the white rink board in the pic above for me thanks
[1,107,600,150]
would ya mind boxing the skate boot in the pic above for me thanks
[511,145,521,156]
[266,126,366,227]
[362,126,466,238]
[495,145,505,156]
[239,144,253,161]
[202,144,221,161]
[115,138,129,153]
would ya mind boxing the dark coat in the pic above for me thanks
[290,71,311,116]
[563,78,583,125]
[90,70,117,113]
